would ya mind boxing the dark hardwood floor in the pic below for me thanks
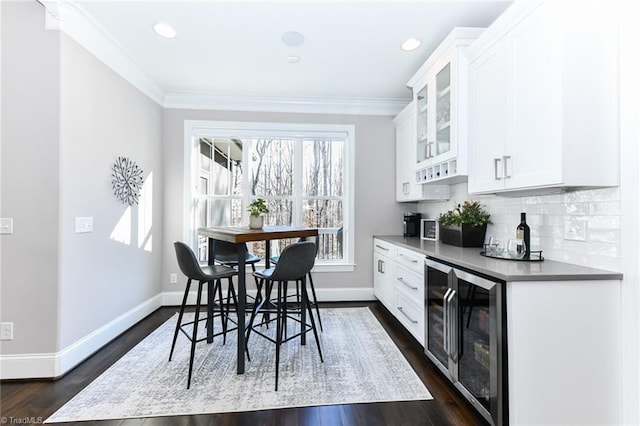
[1,302,488,426]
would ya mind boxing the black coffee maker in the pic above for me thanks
[403,212,421,237]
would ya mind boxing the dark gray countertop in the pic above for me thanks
[374,235,623,282]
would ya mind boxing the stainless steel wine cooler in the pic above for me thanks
[425,257,507,426]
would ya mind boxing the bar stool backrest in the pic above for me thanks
[213,240,250,263]
[174,241,209,281]
[269,241,316,282]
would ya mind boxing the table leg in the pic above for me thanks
[301,275,307,346]
[207,239,216,344]
[265,240,271,269]
[237,245,246,374]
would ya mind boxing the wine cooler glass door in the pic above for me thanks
[425,259,452,369]
[452,267,504,426]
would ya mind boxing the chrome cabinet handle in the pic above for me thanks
[503,155,511,179]
[397,277,418,290]
[493,158,503,180]
[397,306,418,324]
[398,253,418,264]
[375,244,389,251]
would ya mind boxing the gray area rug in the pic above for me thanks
[46,307,432,422]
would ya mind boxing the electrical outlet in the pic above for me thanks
[170,273,178,284]
[0,218,13,234]
[75,217,93,233]
[1,322,14,341]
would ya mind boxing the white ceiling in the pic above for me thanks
[63,0,512,110]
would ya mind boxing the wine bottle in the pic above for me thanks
[516,212,531,258]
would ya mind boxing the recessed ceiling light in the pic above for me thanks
[153,22,176,39]
[281,31,305,47]
[401,37,421,51]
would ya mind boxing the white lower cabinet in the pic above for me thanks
[373,238,425,345]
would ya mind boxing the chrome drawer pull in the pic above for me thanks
[397,277,418,290]
[397,306,418,324]
[375,245,389,251]
[398,253,418,263]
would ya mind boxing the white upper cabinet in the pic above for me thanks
[408,28,485,185]
[467,1,620,195]
[395,103,422,201]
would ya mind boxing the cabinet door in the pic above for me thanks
[395,103,421,201]
[506,3,563,189]
[468,40,509,194]
[373,252,394,310]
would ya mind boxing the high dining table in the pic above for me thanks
[198,225,319,374]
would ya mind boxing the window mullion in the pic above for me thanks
[293,137,304,226]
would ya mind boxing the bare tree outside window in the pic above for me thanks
[197,134,346,262]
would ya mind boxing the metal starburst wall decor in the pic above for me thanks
[111,156,144,205]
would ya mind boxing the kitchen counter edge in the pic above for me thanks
[374,235,623,282]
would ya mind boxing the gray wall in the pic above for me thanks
[1,1,61,354]
[162,109,405,295]
[0,1,163,357]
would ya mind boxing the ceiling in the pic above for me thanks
[62,1,512,111]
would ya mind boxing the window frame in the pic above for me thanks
[184,120,355,272]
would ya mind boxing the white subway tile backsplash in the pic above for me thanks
[588,215,621,229]
[418,182,621,271]
[588,229,621,243]
[589,201,621,215]
[565,203,589,215]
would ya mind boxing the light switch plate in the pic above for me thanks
[564,217,588,241]
[75,217,93,233]
[0,218,13,234]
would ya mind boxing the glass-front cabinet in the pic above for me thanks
[408,28,484,184]
[416,84,429,164]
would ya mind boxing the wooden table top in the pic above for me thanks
[198,226,318,244]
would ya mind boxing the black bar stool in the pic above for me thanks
[211,240,261,307]
[270,240,323,332]
[246,241,323,391]
[170,241,238,389]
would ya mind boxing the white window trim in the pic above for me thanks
[184,120,355,272]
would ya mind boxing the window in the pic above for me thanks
[185,121,355,270]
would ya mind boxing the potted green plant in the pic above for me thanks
[247,198,269,229]
[438,201,491,247]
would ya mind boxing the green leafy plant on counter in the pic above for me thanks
[438,201,491,227]
[247,198,269,217]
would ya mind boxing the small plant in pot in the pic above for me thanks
[247,198,269,229]
[438,201,491,247]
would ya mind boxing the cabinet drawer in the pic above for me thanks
[396,247,424,273]
[395,264,424,306]
[373,238,396,257]
[394,291,425,346]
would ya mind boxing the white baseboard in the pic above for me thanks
[0,294,162,380]
[1,287,374,380]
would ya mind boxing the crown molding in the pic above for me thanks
[163,91,409,116]
[40,0,407,116]
[41,0,166,105]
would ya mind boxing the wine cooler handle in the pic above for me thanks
[443,288,452,356]
[449,289,459,363]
